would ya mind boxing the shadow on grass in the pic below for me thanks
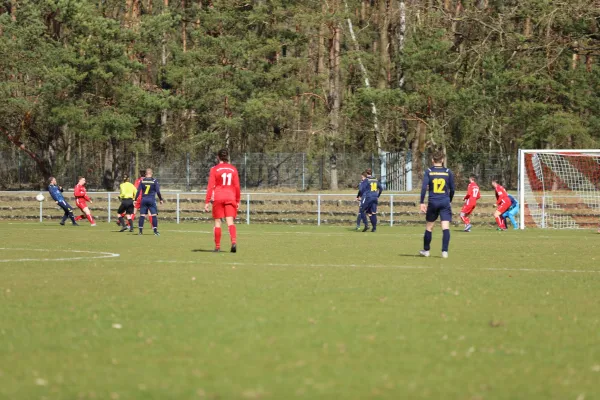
[192,249,219,253]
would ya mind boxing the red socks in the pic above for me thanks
[86,214,95,224]
[228,225,237,244]
[214,227,222,249]
[460,215,470,225]
[214,226,237,249]
[75,215,84,221]
[495,216,506,229]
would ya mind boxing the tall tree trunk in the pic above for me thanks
[377,0,390,90]
[396,0,406,89]
[160,0,169,145]
[344,0,383,154]
[318,2,327,75]
[182,0,187,52]
[328,16,341,191]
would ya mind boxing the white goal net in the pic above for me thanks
[519,150,600,229]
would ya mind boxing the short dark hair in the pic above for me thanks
[469,174,477,180]
[365,168,372,176]
[123,174,130,182]
[77,176,84,182]
[217,148,229,162]
[139,170,146,177]
[432,151,444,163]
[361,171,368,178]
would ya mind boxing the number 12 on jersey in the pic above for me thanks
[221,172,232,186]
[432,178,446,193]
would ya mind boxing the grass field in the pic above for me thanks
[1,222,599,400]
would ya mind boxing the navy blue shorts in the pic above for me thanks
[140,199,158,215]
[426,200,452,222]
[58,200,74,214]
[361,198,378,214]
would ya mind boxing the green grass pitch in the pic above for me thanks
[0,222,599,399]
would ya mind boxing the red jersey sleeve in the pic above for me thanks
[464,184,472,201]
[205,167,216,204]
[232,167,241,204]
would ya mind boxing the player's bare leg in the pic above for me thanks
[225,216,237,253]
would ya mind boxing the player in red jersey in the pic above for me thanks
[492,179,510,230]
[204,149,241,253]
[460,174,481,232]
[73,176,96,226]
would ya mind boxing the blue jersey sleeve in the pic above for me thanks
[377,181,383,197]
[155,180,163,201]
[448,171,455,202]
[420,170,430,204]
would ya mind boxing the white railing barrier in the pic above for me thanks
[317,194,321,226]
[246,194,250,225]
[4,191,503,226]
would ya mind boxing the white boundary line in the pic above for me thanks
[0,248,120,263]
[156,260,434,269]
[155,259,600,273]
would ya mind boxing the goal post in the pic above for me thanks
[518,149,600,229]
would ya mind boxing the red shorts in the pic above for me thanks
[134,199,141,210]
[212,200,237,219]
[496,200,510,214]
[461,204,476,215]
[75,198,88,210]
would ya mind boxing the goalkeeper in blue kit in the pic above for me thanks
[502,194,519,230]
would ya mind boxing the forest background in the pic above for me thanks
[1,0,599,190]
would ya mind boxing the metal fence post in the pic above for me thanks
[39,200,43,223]
[390,194,394,226]
[176,193,180,224]
[317,194,321,226]
[244,153,247,190]
[246,193,250,225]
[107,193,111,223]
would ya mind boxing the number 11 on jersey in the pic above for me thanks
[221,172,232,186]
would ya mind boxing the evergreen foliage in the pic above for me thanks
[1,0,598,188]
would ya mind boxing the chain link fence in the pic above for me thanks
[0,149,515,191]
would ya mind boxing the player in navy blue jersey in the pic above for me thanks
[47,177,78,226]
[135,168,164,236]
[359,168,383,232]
[419,151,455,258]
[355,171,368,230]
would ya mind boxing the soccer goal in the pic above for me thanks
[518,150,600,229]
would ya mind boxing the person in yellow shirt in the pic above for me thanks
[117,175,137,232]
